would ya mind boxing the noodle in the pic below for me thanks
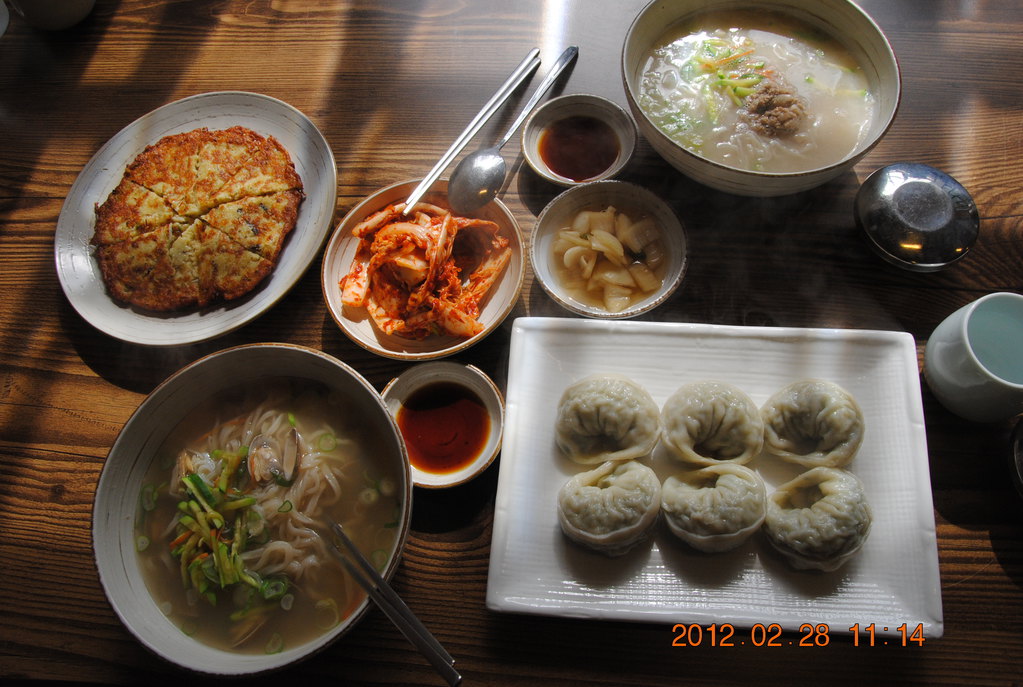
[135,380,401,654]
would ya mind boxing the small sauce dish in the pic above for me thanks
[530,180,688,319]
[522,94,637,187]
[382,362,504,488]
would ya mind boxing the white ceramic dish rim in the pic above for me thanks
[620,0,902,187]
[92,343,413,675]
[521,93,638,187]
[529,180,688,319]
[321,179,525,360]
[54,91,338,346]
[381,361,505,488]
[487,317,943,638]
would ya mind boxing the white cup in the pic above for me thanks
[7,0,95,31]
[924,292,1023,423]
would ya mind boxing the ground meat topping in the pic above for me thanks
[742,79,808,137]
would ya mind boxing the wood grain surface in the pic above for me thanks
[1,1,1021,685]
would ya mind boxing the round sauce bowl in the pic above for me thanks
[522,94,637,187]
[382,362,504,488]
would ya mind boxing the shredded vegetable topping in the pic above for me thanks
[692,37,771,112]
[167,448,293,615]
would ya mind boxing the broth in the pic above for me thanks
[637,9,876,173]
[134,379,401,655]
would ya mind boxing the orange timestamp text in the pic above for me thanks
[671,622,927,647]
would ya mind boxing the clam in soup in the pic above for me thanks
[134,379,402,655]
[637,10,877,173]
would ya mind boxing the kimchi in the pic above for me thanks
[339,201,512,339]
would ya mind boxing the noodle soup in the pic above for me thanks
[134,378,401,655]
[637,9,877,173]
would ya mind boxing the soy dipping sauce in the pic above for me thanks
[396,382,490,475]
[538,115,620,182]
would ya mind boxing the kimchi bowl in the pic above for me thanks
[322,179,525,360]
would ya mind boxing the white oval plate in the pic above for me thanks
[54,91,337,346]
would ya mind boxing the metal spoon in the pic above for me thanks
[448,46,579,214]
[402,48,542,215]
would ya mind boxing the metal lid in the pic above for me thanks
[855,163,979,272]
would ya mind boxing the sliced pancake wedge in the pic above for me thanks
[184,126,271,217]
[124,130,201,216]
[92,177,178,246]
[210,133,302,205]
[95,222,203,311]
[200,224,276,301]
[200,189,303,263]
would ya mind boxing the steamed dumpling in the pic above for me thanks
[557,460,661,556]
[762,467,871,572]
[661,464,766,552]
[761,380,864,468]
[555,374,660,464]
[660,381,764,466]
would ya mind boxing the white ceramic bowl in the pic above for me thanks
[621,0,901,196]
[521,94,637,187]
[322,179,524,360]
[530,180,688,319]
[382,362,504,488]
[92,343,412,675]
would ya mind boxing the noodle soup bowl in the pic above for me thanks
[93,343,412,675]
[622,0,901,196]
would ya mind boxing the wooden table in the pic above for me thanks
[2,1,1021,684]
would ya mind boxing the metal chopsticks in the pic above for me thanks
[325,519,462,686]
[402,47,542,214]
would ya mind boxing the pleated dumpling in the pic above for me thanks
[660,381,764,466]
[555,374,661,464]
[661,464,766,552]
[760,379,864,468]
[557,460,661,556]
[762,467,872,571]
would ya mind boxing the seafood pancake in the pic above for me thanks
[92,126,304,311]
[92,178,176,246]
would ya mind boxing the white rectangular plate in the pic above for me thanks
[487,317,943,638]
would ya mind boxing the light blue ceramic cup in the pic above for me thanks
[925,292,1023,422]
